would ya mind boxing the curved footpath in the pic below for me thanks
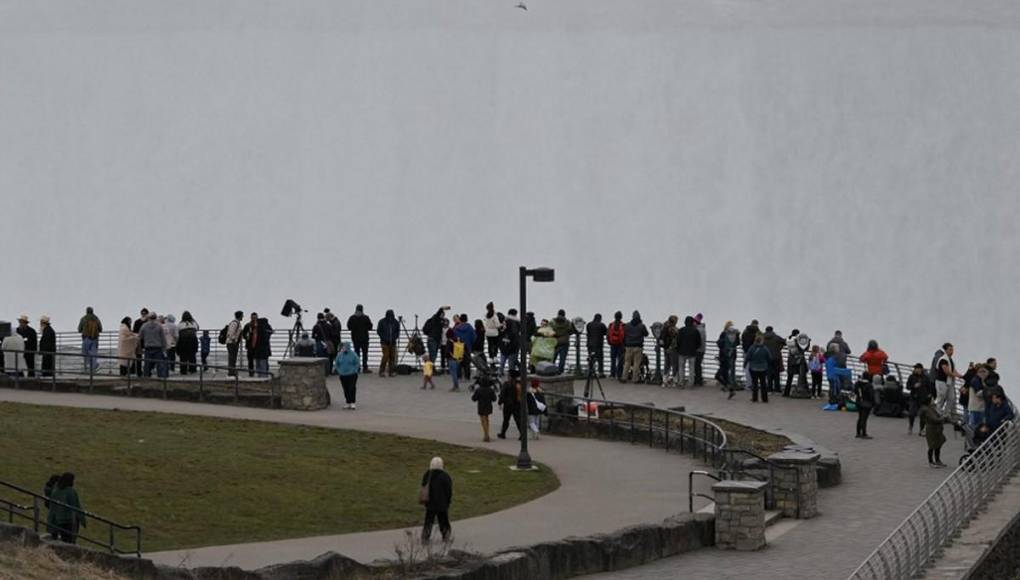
[585,383,963,580]
[0,378,710,570]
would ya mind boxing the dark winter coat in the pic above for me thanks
[501,317,521,355]
[677,320,701,356]
[377,312,400,345]
[923,404,947,449]
[986,401,1016,432]
[586,320,607,350]
[421,469,453,512]
[740,325,759,352]
[854,379,875,409]
[472,384,497,415]
[763,331,785,362]
[347,312,373,343]
[623,316,649,348]
[423,310,445,342]
[550,316,573,347]
[907,372,936,402]
[16,325,38,352]
[39,326,56,354]
[251,319,273,358]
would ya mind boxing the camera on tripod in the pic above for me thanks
[281,299,307,357]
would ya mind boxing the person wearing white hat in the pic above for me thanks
[39,315,56,377]
[16,315,38,377]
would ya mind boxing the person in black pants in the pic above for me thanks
[132,308,149,377]
[420,457,453,542]
[855,373,875,439]
[347,304,373,373]
[745,336,771,403]
[497,371,524,439]
[39,316,56,377]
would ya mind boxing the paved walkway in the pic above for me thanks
[583,382,964,580]
[0,377,709,570]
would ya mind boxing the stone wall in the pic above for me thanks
[277,358,330,411]
[767,451,820,519]
[713,480,767,551]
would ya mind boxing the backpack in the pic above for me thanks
[218,325,229,345]
[452,341,465,361]
[607,322,625,346]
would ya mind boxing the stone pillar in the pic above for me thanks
[535,375,576,397]
[713,480,768,551]
[767,451,820,519]
[277,358,331,411]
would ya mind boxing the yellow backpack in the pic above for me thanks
[452,341,465,361]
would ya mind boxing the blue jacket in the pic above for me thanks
[985,401,1015,432]
[334,343,361,376]
[825,356,852,382]
[745,344,771,372]
[377,312,401,345]
[453,322,475,349]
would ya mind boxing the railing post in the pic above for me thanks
[198,364,204,402]
[89,360,94,393]
[32,496,39,532]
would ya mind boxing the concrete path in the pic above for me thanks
[0,377,709,570]
[582,382,964,580]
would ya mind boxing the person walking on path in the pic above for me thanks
[526,381,547,437]
[499,309,522,375]
[421,355,436,390]
[225,311,244,377]
[483,302,501,360]
[693,313,707,386]
[854,373,876,439]
[177,311,200,375]
[116,317,138,376]
[934,343,964,420]
[334,341,360,410]
[498,370,524,439]
[471,378,497,441]
[716,321,740,390]
[420,457,453,542]
[47,473,85,544]
[347,305,374,373]
[906,363,934,434]
[859,340,889,377]
[139,313,167,378]
[921,396,949,468]
[549,309,573,374]
[621,311,648,383]
[376,309,400,377]
[745,335,771,403]
[452,315,476,381]
[585,313,607,378]
[77,307,102,372]
[677,316,701,388]
[607,311,626,380]
[39,315,56,377]
[16,315,38,377]
[762,326,785,394]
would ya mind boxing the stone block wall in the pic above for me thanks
[767,451,820,519]
[277,358,331,411]
[713,480,767,551]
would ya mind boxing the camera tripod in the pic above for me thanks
[283,313,305,358]
[583,353,607,400]
[396,314,423,369]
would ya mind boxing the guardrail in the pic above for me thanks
[0,479,142,557]
[847,420,1020,580]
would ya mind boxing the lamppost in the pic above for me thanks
[516,266,554,471]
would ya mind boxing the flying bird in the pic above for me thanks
[516,2,527,10]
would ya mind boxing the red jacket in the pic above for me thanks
[859,349,889,376]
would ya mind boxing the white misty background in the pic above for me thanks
[2,1,1018,395]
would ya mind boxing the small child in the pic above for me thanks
[472,378,497,442]
[422,355,435,390]
[200,330,211,371]
[526,381,547,438]
[807,345,824,398]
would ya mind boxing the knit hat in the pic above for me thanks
[695,313,703,322]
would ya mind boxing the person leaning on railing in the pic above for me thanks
[139,313,168,378]
[77,307,103,372]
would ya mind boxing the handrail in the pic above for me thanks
[847,420,1020,580]
[0,479,142,557]
[689,470,721,513]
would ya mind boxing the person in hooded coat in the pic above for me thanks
[117,317,139,376]
[621,311,648,383]
[376,310,400,377]
[676,316,701,388]
[39,315,57,377]
[716,321,740,391]
[334,341,360,409]
[420,457,454,542]
[47,473,85,544]
[585,313,608,378]
[347,305,374,373]
[499,309,522,375]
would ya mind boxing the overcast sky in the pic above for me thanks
[2,1,1018,394]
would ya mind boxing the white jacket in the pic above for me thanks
[2,333,26,371]
[484,315,501,338]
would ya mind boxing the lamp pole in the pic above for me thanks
[516,266,554,471]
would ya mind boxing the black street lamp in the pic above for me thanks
[516,266,554,471]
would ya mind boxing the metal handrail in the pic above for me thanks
[847,420,1020,580]
[689,470,721,513]
[0,479,142,557]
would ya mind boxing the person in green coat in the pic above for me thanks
[922,397,949,468]
[47,473,85,543]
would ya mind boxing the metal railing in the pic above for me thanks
[848,421,1020,580]
[0,479,142,557]
[0,348,277,405]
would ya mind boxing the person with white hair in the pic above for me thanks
[2,324,27,376]
[419,457,453,542]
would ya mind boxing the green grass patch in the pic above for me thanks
[0,402,559,552]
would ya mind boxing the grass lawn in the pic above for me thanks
[0,403,559,552]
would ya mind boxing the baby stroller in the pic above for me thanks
[470,352,502,395]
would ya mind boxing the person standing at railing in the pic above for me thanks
[132,308,149,377]
[762,326,785,394]
[740,320,761,388]
[825,343,852,408]
[483,302,501,361]
[225,311,243,377]
[163,314,179,373]
[934,343,964,420]
[585,313,607,379]
[248,315,273,377]
[116,317,138,376]
[177,311,200,375]
[620,311,648,383]
[783,330,809,397]
[716,321,740,395]
[607,311,626,380]
[39,315,56,377]
[985,391,1015,432]
[347,305,374,374]
[660,315,680,381]
[452,314,475,381]
[826,330,852,366]
[139,312,167,378]
[242,313,258,377]
[47,472,85,544]
[200,330,211,371]
[694,313,707,386]
[964,364,991,428]
[677,316,701,388]
[77,306,102,372]
[853,372,876,439]
[859,340,889,377]
[549,309,573,374]
[1,328,26,376]
[745,335,771,403]
[16,315,38,377]
[807,344,825,398]
[376,309,400,378]
[422,307,448,373]
[500,308,522,375]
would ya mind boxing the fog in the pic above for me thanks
[2,1,1019,394]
